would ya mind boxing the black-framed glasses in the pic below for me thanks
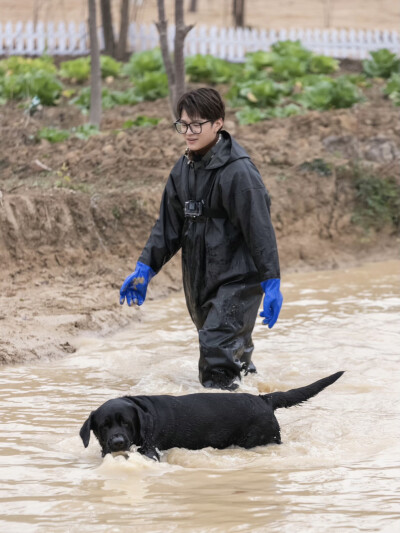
[174,120,211,134]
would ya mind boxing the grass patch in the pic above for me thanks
[342,164,400,230]
[299,158,333,176]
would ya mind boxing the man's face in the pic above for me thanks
[180,110,223,152]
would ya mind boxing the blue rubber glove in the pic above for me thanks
[260,278,283,328]
[119,262,155,306]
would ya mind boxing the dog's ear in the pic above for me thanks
[80,412,94,448]
[126,398,153,445]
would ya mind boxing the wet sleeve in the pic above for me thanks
[221,160,280,280]
[138,174,184,274]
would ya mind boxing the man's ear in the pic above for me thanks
[79,412,94,448]
[215,117,224,133]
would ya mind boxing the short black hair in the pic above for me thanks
[176,88,225,122]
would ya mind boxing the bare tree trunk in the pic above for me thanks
[174,0,193,112]
[88,0,102,127]
[155,0,176,116]
[100,0,115,56]
[156,0,193,118]
[232,0,245,27]
[323,0,331,28]
[116,0,130,60]
[189,0,198,13]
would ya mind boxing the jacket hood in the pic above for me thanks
[187,130,250,171]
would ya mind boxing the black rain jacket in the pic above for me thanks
[139,130,280,323]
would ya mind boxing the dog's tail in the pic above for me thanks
[262,371,344,411]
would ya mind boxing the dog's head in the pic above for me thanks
[80,397,144,456]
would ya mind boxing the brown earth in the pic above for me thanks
[3,0,400,30]
[1,76,400,365]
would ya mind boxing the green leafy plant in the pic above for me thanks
[109,88,142,106]
[100,55,123,78]
[295,76,364,110]
[244,41,338,82]
[269,55,309,80]
[0,55,57,76]
[59,56,123,83]
[71,87,143,111]
[112,206,121,220]
[270,40,312,61]
[59,57,91,83]
[384,73,400,105]
[244,51,275,72]
[308,54,339,74]
[353,172,400,229]
[38,127,70,143]
[235,106,269,125]
[123,115,161,128]
[132,71,168,100]
[299,158,333,176]
[362,48,400,79]
[0,70,62,105]
[185,54,242,84]
[228,79,285,108]
[72,124,100,140]
[123,49,165,79]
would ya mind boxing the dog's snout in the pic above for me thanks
[109,434,128,451]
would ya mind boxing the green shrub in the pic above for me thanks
[38,127,70,143]
[384,73,400,105]
[299,158,333,176]
[123,115,161,128]
[109,88,142,106]
[228,79,285,107]
[72,124,100,140]
[123,49,165,79]
[235,106,269,125]
[271,40,312,62]
[235,103,303,125]
[244,51,275,72]
[353,172,400,229]
[0,55,56,76]
[71,86,143,111]
[59,57,91,83]
[362,49,400,79]
[133,71,168,100]
[100,55,123,78]
[0,70,62,105]
[295,76,364,110]
[308,54,339,74]
[0,56,61,104]
[245,41,338,82]
[185,54,241,83]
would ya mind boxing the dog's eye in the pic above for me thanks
[121,420,129,427]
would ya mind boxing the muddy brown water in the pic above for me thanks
[1,260,399,532]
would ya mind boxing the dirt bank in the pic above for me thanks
[1,84,399,364]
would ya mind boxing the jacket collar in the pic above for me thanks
[185,130,250,170]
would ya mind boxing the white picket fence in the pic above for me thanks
[1,21,399,60]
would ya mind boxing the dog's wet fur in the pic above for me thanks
[80,371,344,460]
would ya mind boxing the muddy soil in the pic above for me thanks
[0,79,399,364]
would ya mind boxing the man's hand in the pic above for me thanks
[260,278,283,328]
[120,262,155,306]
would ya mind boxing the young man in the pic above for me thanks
[120,88,282,390]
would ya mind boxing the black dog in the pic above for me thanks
[80,371,343,460]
